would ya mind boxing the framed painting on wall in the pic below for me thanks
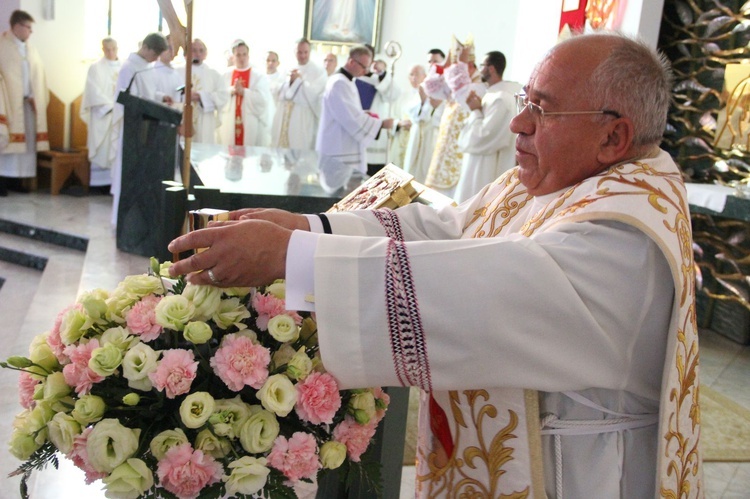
[304,0,383,48]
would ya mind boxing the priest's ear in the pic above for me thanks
[596,115,636,165]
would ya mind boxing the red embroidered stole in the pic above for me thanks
[231,68,251,146]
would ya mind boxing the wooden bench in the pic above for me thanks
[36,93,89,195]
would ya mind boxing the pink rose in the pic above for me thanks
[210,334,270,391]
[68,426,108,484]
[267,432,320,482]
[62,339,104,395]
[295,372,341,425]
[157,443,223,499]
[333,416,377,462]
[18,371,40,409]
[252,293,302,331]
[149,349,198,399]
[126,294,163,341]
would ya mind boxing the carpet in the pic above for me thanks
[402,385,750,464]
[701,385,750,462]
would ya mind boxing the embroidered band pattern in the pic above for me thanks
[385,238,432,391]
[373,209,404,242]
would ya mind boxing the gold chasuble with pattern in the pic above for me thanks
[404,150,702,498]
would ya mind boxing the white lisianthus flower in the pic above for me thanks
[122,342,159,391]
[320,441,347,469]
[195,428,232,459]
[267,314,299,343]
[86,419,140,473]
[154,295,195,331]
[266,281,286,299]
[47,412,81,454]
[222,456,270,497]
[181,284,223,322]
[257,374,297,417]
[102,458,154,499]
[272,343,296,369]
[42,371,72,401]
[211,396,253,439]
[9,427,40,461]
[158,261,173,278]
[238,408,279,453]
[9,404,54,459]
[89,343,123,377]
[59,308,94,345]
[223,287,251,298]
[149,428,188,461]
[179,391,215,429]
[78,288,109,324]
[287,347,313,380]
[117,274,164,299]
[212,297,251,330]
[100,326,139,352]
[183,321,213,345]
[349,390,377,425]
[72,394,106,425]
[29,333,60,374]
[122,393,140,406]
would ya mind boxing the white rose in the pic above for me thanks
[59,307,94,345]
[238,409,279,453]
[223,287,251,298]
[89,343,123,377]
[257,374,297,417]
[78,289,109,324]
[100,326,139,352]
[194,428,232,459]
[181,284,223,321]
[266,281,286,299]
[42,371,72,401]
[183,321,213,345]
[287,347,313,380]
[47,412,81,454]
[179,391,215,429]
[116,274,163,299]
[149,428,188,460]
[154,295,195,331]
[72,394,106,425]
[29,333,60,374]
[102,458,154,499]
[267,314,299,343]
[222,456,270,497]
[122,342,159,391]
[86,419,140,473]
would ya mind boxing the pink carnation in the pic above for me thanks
[267,432,320,482]
[252,293,302,330]
[48,304,75,363]
[372,387,390,424]
[149,349,198,399]
[62,339,104,395]
[295,372,341,424]
[126,294,163,341]
[157,443,223,499]
[68,426,108,484]
[333,416,377,462]
[18,371,40,409]
[209,334,270,391]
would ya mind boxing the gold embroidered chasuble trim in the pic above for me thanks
[416,152,702,498]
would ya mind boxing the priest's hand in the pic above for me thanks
[229,208,310,231]
[167,219,291,287]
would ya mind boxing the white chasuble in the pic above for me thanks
[81,58,121,175]
[314,149,702,498]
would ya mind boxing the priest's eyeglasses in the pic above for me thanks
[514,92,621,122]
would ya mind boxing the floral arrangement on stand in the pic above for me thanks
[2,259,389,499]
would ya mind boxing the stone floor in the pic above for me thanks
[0,189,748,498]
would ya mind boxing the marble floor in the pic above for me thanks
[0,190,748,498]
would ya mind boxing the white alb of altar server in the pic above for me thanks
[80,38,121,186]
[183,39,229,145]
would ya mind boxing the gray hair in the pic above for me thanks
[564,33,673,147]
[349,45,371,59]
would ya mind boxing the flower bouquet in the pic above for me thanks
[2,259,389,499]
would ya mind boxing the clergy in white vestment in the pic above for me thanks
[183,39,229,145]
[80,37,121,187]
[315,46,394,182]
[0,74,9,151]
[0,10,49,194]
[454,51,520,203]
[219,41,273,147]
[153,35,183,107]
[169,33,702,499]
[401,65,445,183]
[356,58,400,175]
[110,33,168,226]
[271,39,327,150]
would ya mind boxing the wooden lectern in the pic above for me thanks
[115,91,182,261]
